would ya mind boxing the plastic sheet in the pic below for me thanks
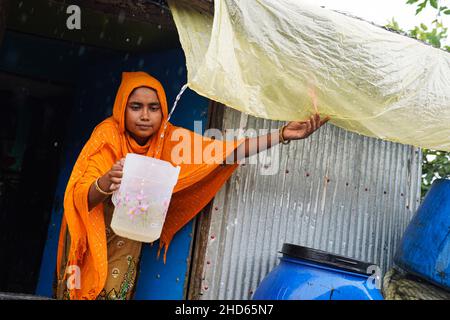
[168,0,450,151]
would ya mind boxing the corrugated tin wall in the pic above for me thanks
[190,105,422,300]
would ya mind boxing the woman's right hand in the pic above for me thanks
[99,158,125,192]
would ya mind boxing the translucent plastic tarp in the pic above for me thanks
[168,0,450,151]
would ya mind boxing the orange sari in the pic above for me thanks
[57,71,243,300]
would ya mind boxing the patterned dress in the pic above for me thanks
[55,196,143,300]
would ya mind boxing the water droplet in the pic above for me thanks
[125,37,130,43]
[157,24,162,30]
[118,10,126,24]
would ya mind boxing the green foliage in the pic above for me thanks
[385,18,402,31]
[406,1,450,42]
[422,149,450,195]
[405,0,450,48]
[395,1,450,196]
[410,21,448,47]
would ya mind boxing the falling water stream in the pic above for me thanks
[155,83,189,156]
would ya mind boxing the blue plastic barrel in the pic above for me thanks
[252,244,384,300]
[395,179,450,291]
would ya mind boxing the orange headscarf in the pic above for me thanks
[57,71,243,300]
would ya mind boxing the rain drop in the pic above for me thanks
[20,13,27,23]
[157,24,162,30]
[118,10,126,24]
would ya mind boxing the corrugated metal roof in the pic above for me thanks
[191,107,421,300]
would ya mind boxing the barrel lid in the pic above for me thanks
[280,243,375,276]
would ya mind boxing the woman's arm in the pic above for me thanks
[87,158,124,211]
[228,113,329,163]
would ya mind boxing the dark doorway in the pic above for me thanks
[0,73,73,293]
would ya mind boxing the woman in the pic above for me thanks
[55,71,328,300]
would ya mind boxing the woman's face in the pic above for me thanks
[125,87,163,145]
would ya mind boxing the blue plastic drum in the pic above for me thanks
[395,179,450,291]
[252,243,384,300]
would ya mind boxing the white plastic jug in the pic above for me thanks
[111,153,180,242]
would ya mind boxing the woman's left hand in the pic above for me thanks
[281,113,330,141]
